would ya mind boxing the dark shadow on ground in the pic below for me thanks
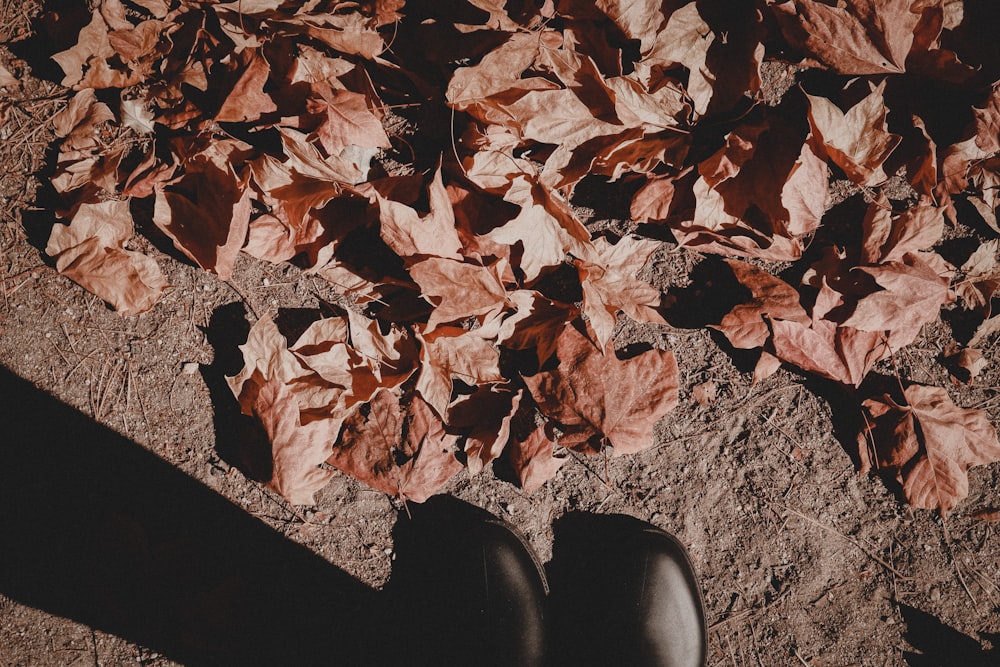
[0,366,384,666]
[900,603,999,667]
[200,302,273,483]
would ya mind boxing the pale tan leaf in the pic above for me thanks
[508,425,566,493]
[859,384,1000,514]
[524,323,679,454]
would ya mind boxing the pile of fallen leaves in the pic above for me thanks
[37,0,1000,511]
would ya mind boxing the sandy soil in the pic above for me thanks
[1,3,999,666]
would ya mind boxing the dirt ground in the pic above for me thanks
[2,3,999,666]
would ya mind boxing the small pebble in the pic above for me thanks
[181,361,199,375]
[929,586,941,601]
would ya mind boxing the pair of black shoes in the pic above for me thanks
[387,496,706,666]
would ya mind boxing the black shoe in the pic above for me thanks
[387,496,548,666]
[548,513,707,667]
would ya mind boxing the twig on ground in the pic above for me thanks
[771,501,912,580]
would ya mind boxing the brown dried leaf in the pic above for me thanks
[330,389,463,503]
[305,86,390,156]
[45,200,169,315]
[675,117,828,261]
[769,0,921,75]
[769,279,884,387]
[806,81,901,187]
[524,323,679,454]
[859,384,1000,514]
[152,139,254,280]
[842,252,953,339]
[713,259,809,350]
[486,176,594,282]
[414,325,504,420]
[860,195,944,265]
[0,63,19,89]
[408,257,508,331]
[943,345,987,384]
[449,387,523,475]
[377,167,463,261]
[52,89,115,151]
[508,425,566,493]
[252,376,340,505]
[575,235,665,349]
[215,49,278,123]
[954,239,1000,314]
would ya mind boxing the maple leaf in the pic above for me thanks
[942,344,987,384]
[638,1,765,117]
[860,195,944,265]
[303,85,391,157]
[215,48,278,123]
[805,80,901,186]
[269,10,386,60]
[842,251,953,343]
[953,240,1000,314]
[408,256,508,331]
[524,322,678,454]
[486,175,594,282]
[491,290,578,366]
[574,235,666,349]
[713,259,809,350]
[45,200,169,315]
[377,167,463,261]
[52,89,115,151]
[672,116,829,261]
[507,424,566,493]
[330,389,463,503]
[252,376,341,505]
[768,0,922,75]
[449,387,523,476]
[768,278,886,387]
[414,325,504,420]
[858,384,1000,514]
[152,138,254,280]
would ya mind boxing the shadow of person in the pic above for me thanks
[0,366,383,665]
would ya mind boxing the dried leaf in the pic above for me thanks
[769,0,921,75]
[954,240,1000,314]
[330,389,463,502]
[450,387,523,475]
[524,323,678,454]
[674,117,828,261]
[943,345,987,384]
[377,167,463,261]
[859,384,1000,514]
[52,89,115,151]
[713,259,809,350]
[507,425,566,493]
[0,63,19,89]
[575,235,665,349]
[412,258,508,332]
[45,200,168,315]
[253,376,340,505]
[414,325,504,420]
[842,252,953,339]
[152,139,253,280]
[806,81,901,187]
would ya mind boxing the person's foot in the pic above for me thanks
[548,513,707,666]
[387,496,548,666]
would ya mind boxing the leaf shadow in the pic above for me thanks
[200,302,273,483]
[900,603,1000,667]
